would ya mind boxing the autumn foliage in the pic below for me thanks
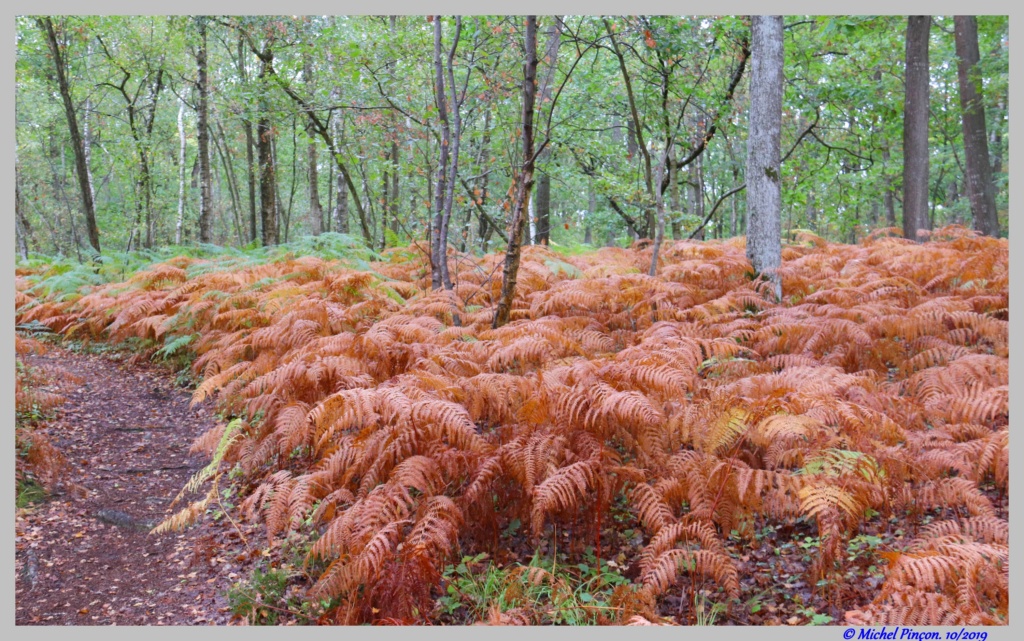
[15,225,1008,625]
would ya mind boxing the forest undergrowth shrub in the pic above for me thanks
[15,224,1008,625]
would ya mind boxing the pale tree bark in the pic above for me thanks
[255,43,279,246]
[431,15,453,289]
[303,53,323,236]
[176,97,187,244]
[493,16,538,329]
[83,41,96,207]
[196,17,213,243]
[15,146,32,259]
[954,16,999,237]
[903,16,931,241]
[692,151,705,240]
[237,33,258,243]
[37,17,101,254]
[669,146,682,240]
[387,16,400,242]
[745,15,784,301]
[648,143,670,276]
[440,16,465,289]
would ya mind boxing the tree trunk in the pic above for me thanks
[15,147,32,259]
[176,97,187,244]
[669,147,681,240]
[745,15,784,301]
[606,19,653,239]
[903,16,931,241]
[440,16,465,290]
[388,16,401,242]
[37,17,100,254]
[212,118,246,247]
[237,34,258,244]
[649,143,670,276]
[196,18,213,243]
[493,16,538,329]
[431,15,452,290]
[954,16,999,237]
[692,152,705,240]
[332,116,349,234]
[534,19,561,247]
[304,53,323,236]
[257,52,278,246]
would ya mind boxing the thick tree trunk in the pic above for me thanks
[649,144,671,276]
[37,17,100,254]
[954,16,999,237]
[903,16,931,241]
[745,15,784,301]
[196,18,213,243]
[493,16,538,329]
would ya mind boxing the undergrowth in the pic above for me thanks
[15,225,1009,625]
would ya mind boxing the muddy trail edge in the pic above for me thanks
[15,346,258,625]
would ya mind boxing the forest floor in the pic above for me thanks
[14,345,260,625]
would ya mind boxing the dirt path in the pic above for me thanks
[15,347,257,625]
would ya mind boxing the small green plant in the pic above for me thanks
[16,477,47,508]
[228,567,294,625]
[797,605,834,625]
[693,590,727,625]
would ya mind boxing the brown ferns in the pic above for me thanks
[15,224,1008,624]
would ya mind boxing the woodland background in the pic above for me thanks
[14,15,1008,258]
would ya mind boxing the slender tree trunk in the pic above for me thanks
[15,147,32,260]
[692,152,705,240]
[440,16,465,290]
[669,147,681,240]
[196,18,213,243]
[37,17,100,254]
[388,16,401,242]
[745,15,784,301]
[304,53,323,237]
[431,15,462,290]
[82,41,96,208]
[237,34,258,243]
[493,16,538,329]
[176,97,187,244]
[606,19,653,239]
[534,18,561,246]
[903,16,931,241]
[212,118,245,246]
[953,16,999,237]
[332,115,349,234]
[257,52,278,246]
